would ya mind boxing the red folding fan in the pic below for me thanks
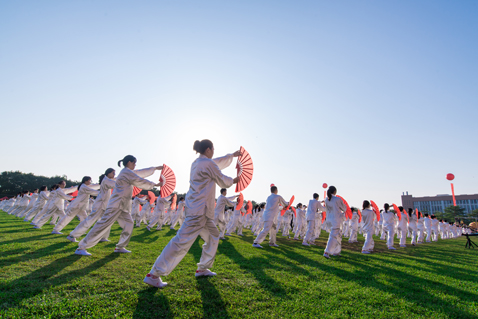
[148,191,156,205]
[171,193,177,211]
[392,204,402,221]
[322,211,326,223]
[133,186,142,197]
[337,195,352,219]
[70,190,78,198]
[281,195,295,215]
[371,200,381,221]
[235,146,254,192]
[246,201,252,215]
[236,193,244,210]
[160,164,176,198]
[358,209,362,223]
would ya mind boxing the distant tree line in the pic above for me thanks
[0,171,79,197]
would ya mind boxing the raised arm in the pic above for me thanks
[207,162,234,189]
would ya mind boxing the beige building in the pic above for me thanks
[401,192,478,214]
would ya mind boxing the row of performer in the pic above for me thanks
[0,139,469,288]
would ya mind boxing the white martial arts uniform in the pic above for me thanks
[148,153,235,276]
[25,191,49,221]
[148,196,172,230]
[214,194,235,238]
[324,195,346,256]
[69,176,116,240]
[78,167,157,251]
[303,199,326,244]
[254,194,288,245]
[361,208,375,252]
[397,212,408,246]
[36,186,78,228]
[382,211,396,248]
[348,212,360,243]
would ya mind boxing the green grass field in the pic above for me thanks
[1,212,477,319]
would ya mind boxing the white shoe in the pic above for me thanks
[33,226,41,229]
[388,247,397,250]
[30,222,35,225]
[309,242,317,246]
[195,269,217,277]
[75,249,92,256]
[302,242,310,246]
[225,233,231,236]
[156,227,161,231]
[220,237,226,240]
[146,226,151,231]
[114,248,131,253]
[66,236,77,243]
[99,238,109,242]
[323,253,330,259]
[143,274,168,288]
[252,243,263,248]
[361,250,371,254]
[269,243,279,247]
[49,222,55,225]
[51,231,63,235]
[400,245,406,248]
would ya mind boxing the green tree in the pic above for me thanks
[444,205,466,222]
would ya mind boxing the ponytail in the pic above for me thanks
[384,203,390,212]
[193,139,213,154]
[99,168,115,184]
[362,200,370,210]
[118,155,136,168]
[327,186,337,200]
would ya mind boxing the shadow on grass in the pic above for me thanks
[0,253,120,311]
[132,287,172,319]
[0,241,72,268]
[0,233,54,246]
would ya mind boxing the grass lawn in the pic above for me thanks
[0,211,477,318]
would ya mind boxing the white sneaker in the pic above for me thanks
[66,235,77,243]
[156,227,161,231]
[225,233,231,236]
[302,242,310,246]
[323,253,330,259]
[75,249,92,256]
[269,243,279,247]
[361,250,371,254]
[143,274,167,288]
[220,237,226,240]
[51,231,63,235]
[30,222,35,225]
[195,269,217,277]
[146,226,151,231]
[252,243,263,248]
[309,242,317,246]
[400,245,406,248]
[99,238,109,242]
[388,247,397,250]
[33,226,41,229]
[114,248,131,253]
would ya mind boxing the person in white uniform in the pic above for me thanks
[303,193,326,246]
[34,181,77,229]
[24,186,49,222]
[214,188,237,239]
[18,189,39,218]
[348,208,360,244]
[361,200,375,254]
[75,155,163,256]
[147,195,172,231]
[382,204,397,250]
[67,169,116,242]
[252,185,289,248]
[323,186,347,259]
[144,140,240,288]
[52,176,100,234]
[397,206,408,248]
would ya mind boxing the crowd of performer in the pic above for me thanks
[0,139,473,288]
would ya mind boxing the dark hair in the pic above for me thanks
[58,180,66,185]
[78,176,92,192]
[179,197,184,201]
[40,185,47,192]
[220,188,227,195]
[384,203,390,212]
[118,155,137,167]
[313,193,319,199]
[327,186,337,200]
[99,168,115,184]
[297,203,303,208]
[408,208,413,216]
[399,206,404,212]
[363,200,370,210]
[424,213,429,217]
[271,186,278,193]
[193,139,213,154]
[260,203,265,209]
[51,184,59,191]
[33,188,39,192]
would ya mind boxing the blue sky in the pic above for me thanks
[1,1,477,208]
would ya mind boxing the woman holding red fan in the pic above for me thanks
[144,140,241,288]
[323,186,347,259]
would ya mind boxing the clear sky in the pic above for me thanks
[1,1,477,208]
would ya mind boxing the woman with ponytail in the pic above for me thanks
[361,200,375,254]
[75,156,163,256]
[68,168,116,243]
[323,186,347,259]
[144,140,241,288]
[52,176,100,234]
[382,203,396,250]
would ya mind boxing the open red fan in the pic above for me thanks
[291,206,296,217]
[371,200,381,221]
[236,193,244,210]
[358,209,362,223]
[392,204,402,221]
[148,191,156,205]
[322,211,326,223]
[171,194,177,211]
[133,186,142,197]
[246,201,253,215]
[235,146,254,193]
[281,195,295,215]
[160,164,176,198]
[70,190,78,198]
[337,195,352,219]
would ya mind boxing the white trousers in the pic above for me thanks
[362,230,374,251]
[399,229,407,245]
[24,205,44,221]
[78,207,134,250]
[254,220,277,245]
[226,214,243,235]
[303,220,316,243]
[149,214,220,276]
[425,227,431,242]
[36,207,65,228]
[325,228,342,255]
[385,227,395,247]
[148,213,164,229]
[53,207,84,232]
[69,207,110,240]
[349,227,358,243]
